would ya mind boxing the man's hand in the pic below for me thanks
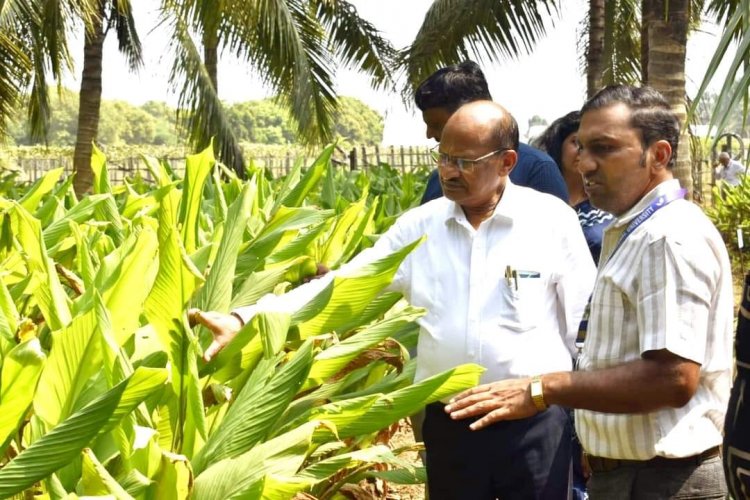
[188,308,243,362]
[444,377,539,430]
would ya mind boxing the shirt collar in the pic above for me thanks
[444,178,517,225]
[611,178,682,228]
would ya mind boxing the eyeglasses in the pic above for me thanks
[431,146,509,172]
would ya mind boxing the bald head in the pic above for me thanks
[442,101,519,152]
[719,151,730,165]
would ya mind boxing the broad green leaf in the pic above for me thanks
[0,339,46,455]
[90,144,124,246]
[366,466,427,484]
[192,421,331,500]
[331,290,404,336]
[274,145,334,212]
[145,197,206,456]
[34,308,104,427]
[117,469,153,498]
[0,368,165,497]
[210,167,229,224]
[121,182,178,220]
[258,312,292,359]
[195,183,252,316]
[262,220,330,266]
[10,202,71,330]
[179,144,215,254]
[237,206,333,275]
[100,368,168,434]
[70,223,96,290]
[42,194,110,249]
[320,159,336,210]
[0,276,18,342]
[293,237,424,337]
[19,167,65,214]
[79,448,134,499]
[151,450,192,500]
[303,306,423,390]
[280,445,419,496]
[192,339,314,475]
[297,364,483,439]
[140,155,174,188]
[320,188,369,267]
[229,265,295,309]
[103,229,159,345]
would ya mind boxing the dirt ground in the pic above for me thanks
[384,419,425,500]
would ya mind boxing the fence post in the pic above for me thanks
[375,145,381,166]
[349,147,357,170]
[390,146,396,167]
[361,146,367,168]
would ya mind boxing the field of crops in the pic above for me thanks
[0,145,482,498]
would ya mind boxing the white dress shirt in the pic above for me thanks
[575,179,734,460]
[235,181,596,385]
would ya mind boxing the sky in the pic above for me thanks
[64,0,731,146]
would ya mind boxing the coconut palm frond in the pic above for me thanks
[0,31,31,139]
[168,13,245,174]
[112,0,143,71]
[601,0,640,86]
[690,0,750,135]
[312,0,397,91]
[398,0,560,93]
[220,0,338,145]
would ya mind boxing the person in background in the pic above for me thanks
[192,101,596,499]
[533,111,613,264]
[444,85,733,499]
[415,60,569,205]
[715,151,746,187]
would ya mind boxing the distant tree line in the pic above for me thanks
[7,89,383,148]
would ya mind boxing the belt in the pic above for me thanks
[586,446,721,473]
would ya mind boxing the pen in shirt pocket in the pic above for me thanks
[516,270,541,278]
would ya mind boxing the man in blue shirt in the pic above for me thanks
[416,61,569,204]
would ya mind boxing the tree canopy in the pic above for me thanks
[7,89,383,148]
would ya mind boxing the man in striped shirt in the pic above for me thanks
[445,85,733,499]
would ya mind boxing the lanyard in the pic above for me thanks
[575,188,687,352]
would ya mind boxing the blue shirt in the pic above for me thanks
[420,143,569,204]
[574,199,613,265]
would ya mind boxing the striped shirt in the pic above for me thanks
[575,179,734,459]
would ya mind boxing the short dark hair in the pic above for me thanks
[581,85,679,169]
[414,60,492,112]
[532,111,581,169]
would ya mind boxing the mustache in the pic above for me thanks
[440,177,463,187]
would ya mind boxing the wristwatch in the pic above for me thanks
[530,376,548,411]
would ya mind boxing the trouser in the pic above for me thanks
[724,272,750,499]
[423,402,572,500]
[587,455,726,499]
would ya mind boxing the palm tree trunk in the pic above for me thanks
[203,29,219,92]
[643,0,692,198]
[586,0,605,98]
[73,1,106,197]
[201,26,245,177]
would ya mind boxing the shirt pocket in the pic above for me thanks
[497,270,547,333]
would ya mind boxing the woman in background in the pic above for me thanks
[533,111,613,264]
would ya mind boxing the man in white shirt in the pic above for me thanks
[445,85,733,499]
[716,151,746,187]
[192,101,596,499]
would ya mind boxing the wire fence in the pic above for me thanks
[12,145,436,184]
[8,145,723,206]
